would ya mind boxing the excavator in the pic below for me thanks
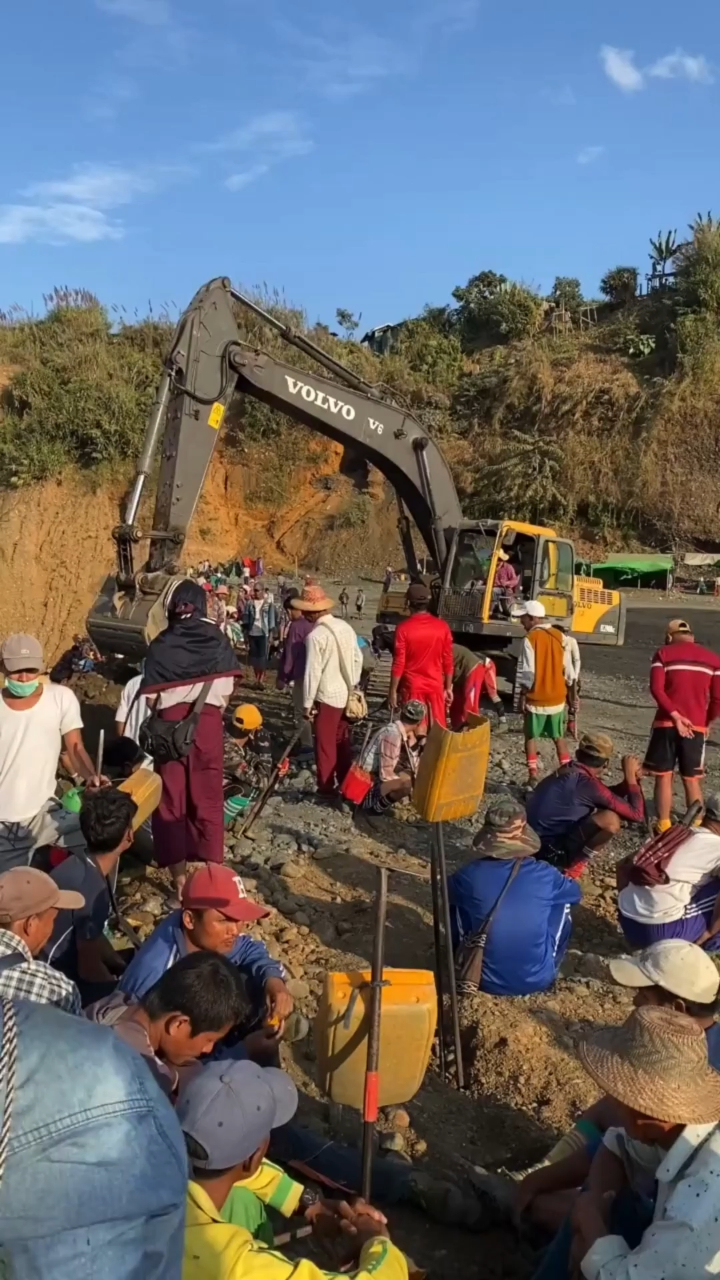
[87,277,625,691]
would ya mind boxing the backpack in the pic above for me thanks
[616,801,704,891]
[139,682,213,765]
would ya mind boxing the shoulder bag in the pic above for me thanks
[139,681,214,765]
[455,860,522,993]
[317,622,368,721]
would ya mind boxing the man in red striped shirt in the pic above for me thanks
[644,618,720,832]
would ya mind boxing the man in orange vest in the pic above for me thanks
[514,601,572,787]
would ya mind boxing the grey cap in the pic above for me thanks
[1,634,44,674]
[176,1060,298,1170]
[705,793,720,821]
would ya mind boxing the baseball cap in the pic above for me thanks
[705,792,720,821]
[610,940,720,1005]
[0,867,85,923]
[233,704,263,732]
[407,582,430,605]
[177,1059,299,1169]
[181,865,270,923]
[1,634,44,673]
[511,600,545,619]
[667,618,692,636]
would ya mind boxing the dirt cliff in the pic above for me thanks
[0,443,401,660]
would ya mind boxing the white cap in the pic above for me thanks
[610,940,720,1005]
[511,600,546,619]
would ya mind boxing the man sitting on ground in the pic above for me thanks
[510,939,720,1237]
[357,700,425,817]
[618,790,720,952]
[120,863,293,1026]
[43,787,138,1005]
[448,799,581,997]
[88,950,249,1097]
[223,705,274,787]
[178,1057,408,1279]
[0,867,84,1012]
[526,733,645,878]
[532,1006,720,1280]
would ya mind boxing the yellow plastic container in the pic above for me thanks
[412,715,490,822]
[315,968,437,1108]
[118,768,162,830]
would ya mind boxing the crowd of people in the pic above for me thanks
[0,553,718,1278]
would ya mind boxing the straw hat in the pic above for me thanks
[578,1006,720,1125]
[290,583,334,612]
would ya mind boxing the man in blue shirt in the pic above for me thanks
[120,864,293,1026]
[449,799,581,997]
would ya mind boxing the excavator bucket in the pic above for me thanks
[87,572,182,661]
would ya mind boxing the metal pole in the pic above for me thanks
[124,371,172,525]
[434,822,465,1090]
[361,866,388,1202]
[95,729,105,781]
[429,837,447,1080]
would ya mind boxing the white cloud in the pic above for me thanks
[84,73,138,121]
[576,145,605,165]
[600,45,644,92]
[600,43,713,93]
[648,49,713,83]
[203,112,314,192]
[225,165,270,192]
[24,163,156,209]
[95,0,170,25]
[276,21,407,100]
[0,204,122,245]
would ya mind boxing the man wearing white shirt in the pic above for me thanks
[115,670,150,745]
[295,585,362,802]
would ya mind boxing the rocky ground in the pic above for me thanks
[74,600,719,1280]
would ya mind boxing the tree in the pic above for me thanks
[599,266,639,305]
[550,276,584,314]
[648,230,678,276]
[675,219,720,319]
[481,424,566,523]
[452,270,507,308]
[452,272,542,347]
[335,308,360,338]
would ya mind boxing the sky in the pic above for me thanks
[1,0,717,329]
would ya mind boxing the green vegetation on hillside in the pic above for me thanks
[0,215,718,547]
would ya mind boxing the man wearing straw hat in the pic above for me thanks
[295,584,363,802]
[533,1005,720,1280]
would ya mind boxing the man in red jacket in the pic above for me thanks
[389,583,453,728]
[644,618,720,832]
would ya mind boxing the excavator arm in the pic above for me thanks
[87,276,463,658]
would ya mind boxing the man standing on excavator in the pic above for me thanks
[389,583,453,728]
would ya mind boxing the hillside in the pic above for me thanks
[0,217,718,653]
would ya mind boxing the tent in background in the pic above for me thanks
[577,554,673,589]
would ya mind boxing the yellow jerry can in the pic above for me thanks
[412,714,490,822]
[118,768,162,830]
[315,968,437,1108]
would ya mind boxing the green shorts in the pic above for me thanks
[525,710,565,741]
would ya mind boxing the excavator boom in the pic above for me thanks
[87,277,463,658]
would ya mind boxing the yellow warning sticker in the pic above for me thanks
[208,402,225,430]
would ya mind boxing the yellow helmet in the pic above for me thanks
[233,703,263,732]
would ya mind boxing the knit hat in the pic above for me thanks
[579,1006,720,1125]
[472,799,541,859]
[289,584,334,612]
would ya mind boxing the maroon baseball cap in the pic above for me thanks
[181,865,270,923]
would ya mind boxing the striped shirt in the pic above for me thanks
[649,641,720,730]
[0,929,81,1014]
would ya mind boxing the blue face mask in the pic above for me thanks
[5,677,41,698]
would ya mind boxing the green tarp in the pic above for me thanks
[577,554,673,586]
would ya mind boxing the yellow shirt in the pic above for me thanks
[183,1181,409,1280]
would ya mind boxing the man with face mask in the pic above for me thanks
[0,634,105,873]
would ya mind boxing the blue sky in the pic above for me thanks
[1,0,717,328]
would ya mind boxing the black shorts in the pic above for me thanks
[643,726,706,779]
[537,814,602,873]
